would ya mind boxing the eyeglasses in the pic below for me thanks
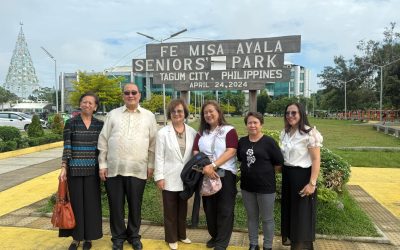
[285,111,298,117]
[123,90,138,96]
[172,110,184,114]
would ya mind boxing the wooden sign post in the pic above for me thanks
[133,35,301,112]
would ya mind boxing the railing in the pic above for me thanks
[373,124,400,138]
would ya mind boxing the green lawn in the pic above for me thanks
[190,117,400,167]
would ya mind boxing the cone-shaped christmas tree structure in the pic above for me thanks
[4,22,40,98]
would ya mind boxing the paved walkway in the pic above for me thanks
[348,167,400,218]
[0,148,399,249]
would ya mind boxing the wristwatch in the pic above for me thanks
[211,162,218,170]
[309,180,317,187]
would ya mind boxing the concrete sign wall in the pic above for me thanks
[132,35,300,91]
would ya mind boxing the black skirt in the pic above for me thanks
[281,166,316,242]
[59,174,103,241]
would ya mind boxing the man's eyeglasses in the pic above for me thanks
[123,91,138,96]
[285,111,298,117]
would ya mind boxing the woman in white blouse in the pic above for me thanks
[192,100,238,250]
[280,102,323,250]
[154,99,196,250]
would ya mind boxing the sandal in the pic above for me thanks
[68,240,80,250]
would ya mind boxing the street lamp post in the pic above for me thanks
[364,58,400,122]
[332,77,357,120]
[136,29,188,126]
[41,47,59,113]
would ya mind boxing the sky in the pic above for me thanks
[0,0,399,93]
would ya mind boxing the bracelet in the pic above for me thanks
[211,162,218,170]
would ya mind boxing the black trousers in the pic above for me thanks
[202,170,237,249]
[162,190,188,243]
[190,188,201,228]
[105,175,146,244]
[281,166,316,247]
[59,175,103,241]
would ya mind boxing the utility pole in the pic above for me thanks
[137,29,188,125]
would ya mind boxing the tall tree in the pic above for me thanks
[70,72,123,111]
[318,55,376,111]
[221,91,245,115]
[141,94,171,113]
[257,90,272,114]
[356,22,400,109]
[266,96,298,115]
[0,86,19,110]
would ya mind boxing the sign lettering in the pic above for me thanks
[132,35,301,91]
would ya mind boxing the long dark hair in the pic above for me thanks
[199,100,228,135]
[284,102,312,134]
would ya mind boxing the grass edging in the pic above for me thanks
[315,224,389,244]
[0,141,63,160]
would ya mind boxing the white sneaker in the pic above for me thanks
[169,242,178,250]
[180,238,192,244]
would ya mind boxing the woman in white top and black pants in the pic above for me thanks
[280,103,323,250]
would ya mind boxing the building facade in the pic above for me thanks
[265,63,310,98]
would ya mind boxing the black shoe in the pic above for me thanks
[131,240,143,250]
[214,246,226,250]
[249,244,259,250]
[206,238,216,248]
[263,248,272,250]
[68,241,80,250]
[112,243,123,250]
[83,241,92,250]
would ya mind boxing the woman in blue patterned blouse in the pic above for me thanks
[59,92,104,250]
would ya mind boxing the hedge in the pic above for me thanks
[0,126,21,141]
[0,133,63,153]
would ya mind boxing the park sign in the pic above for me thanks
[132,35,300,91]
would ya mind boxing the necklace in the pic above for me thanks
[173,125,185,139]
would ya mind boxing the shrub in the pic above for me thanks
[27,115,44,138]
[275,173,282,200]
[0,140,18,152]
[14,137,29,149]
[0,126,21,141]
[52,114,64,135]
[320,147,351,191]
[27,133,63,147]
[262,128,280,143]
[318,186,339,203]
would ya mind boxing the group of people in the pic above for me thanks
[59,82,323,250]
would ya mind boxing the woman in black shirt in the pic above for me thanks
[237,112,283,250]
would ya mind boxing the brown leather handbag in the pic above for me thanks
[51,179,76,229]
